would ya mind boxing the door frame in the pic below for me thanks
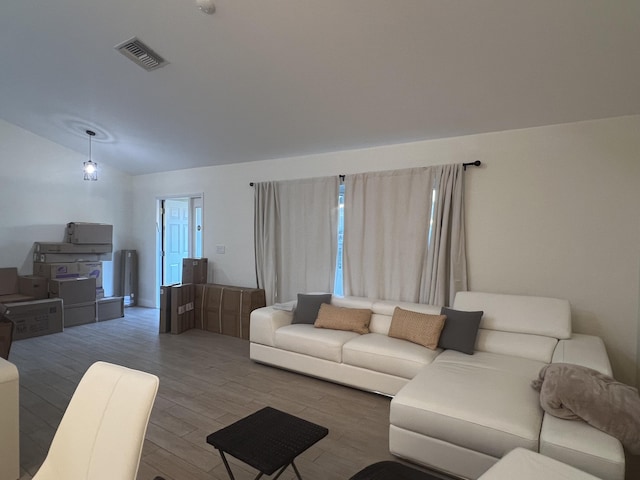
[155,192,204,307]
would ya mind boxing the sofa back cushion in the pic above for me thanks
[453,291,571,362]
[314,303,372,334]
[388,307,446,349]
[371,300,442,335]
[475,330,558,363]
[331,298,442,335]
[453,292,571,339]
[292,293,332,324]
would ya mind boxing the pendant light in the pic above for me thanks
[83,130,98,181]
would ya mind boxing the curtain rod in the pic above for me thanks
[250,161,482,186]
[463,160,482,171]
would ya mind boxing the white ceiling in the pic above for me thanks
[1,1,639,176]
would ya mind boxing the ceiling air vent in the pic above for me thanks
[115,37,168,71]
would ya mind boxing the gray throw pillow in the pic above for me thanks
[292,293,332,324]
[438,307,483,355]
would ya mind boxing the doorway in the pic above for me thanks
[157,194,204,296]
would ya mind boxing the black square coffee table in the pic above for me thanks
[206,406,329,480]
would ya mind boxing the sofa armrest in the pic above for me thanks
[552,333,612,376]
[249,305,295,347]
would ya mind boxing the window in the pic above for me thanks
[333,183,345,296]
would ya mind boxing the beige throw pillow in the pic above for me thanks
[314,303,372,334]
[388,307,446,349]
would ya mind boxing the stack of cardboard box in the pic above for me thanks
[0,267,63,340]
[49,277,97,327]
[33,222,113,299]
[159,257,266,340]
[0,222,125,340]
[159,258,207,334]
[194,283,266,340]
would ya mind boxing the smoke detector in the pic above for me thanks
[196,0,215,14]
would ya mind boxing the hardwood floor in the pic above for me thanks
[10,307,400,480]
[10,306,640,480]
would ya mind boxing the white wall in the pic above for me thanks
[0,120,133,296]
[132,115,640,386]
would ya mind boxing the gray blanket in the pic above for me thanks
[532,363,640,454]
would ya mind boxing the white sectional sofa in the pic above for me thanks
[249,291,625,480]
[477,448,603,480]
[251,296,444,396]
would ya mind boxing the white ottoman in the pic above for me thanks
[0,357,19,480]
[478,448,602,480]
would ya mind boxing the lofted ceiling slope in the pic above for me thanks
[1,0,639,175]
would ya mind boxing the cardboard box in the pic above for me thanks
[0,317,12,358]
[159,284,177,333]
[33,252,112,263]
[65,222,113,244]
[195,284,266,339]
[0,268,34,303]
[33,261,103,287]
[18,276,48,300]
[96,287,105,300]
[97,297,124,322]
[182,258,208,285]
[33,262,81,280]
[0,298,64,340]
[120,250,138,306]
[64,301,96,327]
[0,268,19,296]
[170,283,194,334]
[0,293,34,303]
[78,262,103,288]
[49,277,97,305]
[34,242,113,254]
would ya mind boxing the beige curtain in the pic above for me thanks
[254,177,339,305]
[343,164,467,306]
[421,164,468,306]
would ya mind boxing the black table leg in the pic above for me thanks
[291,460,303,480]
[220,450,267,480]
[271,463,290,480]
[270,460,303,480]
[219,451,237,480]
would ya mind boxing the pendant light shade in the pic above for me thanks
[83,130,98,181]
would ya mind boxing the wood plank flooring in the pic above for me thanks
[10,307,640,480]
[10,307,401,480]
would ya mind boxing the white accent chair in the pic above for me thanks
[0,357,19,480]
[33,361,159,480]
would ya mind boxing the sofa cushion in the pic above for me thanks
[552,334,613,376]
[390,350,546,459]
[274,324,359,362]
[477,448,603,480]
[540,414,625,480]
[342,333,442,379]
[438,307,483,354]
[292,293,332,324]
[453,291,571,339]
[388,307,446,349]
[475,330,558,363]
[369,300,443,335]
[314,303,372,334]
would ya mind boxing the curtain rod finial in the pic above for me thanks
[463,160,481,171]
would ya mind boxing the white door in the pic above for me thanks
[162,198,189,285]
